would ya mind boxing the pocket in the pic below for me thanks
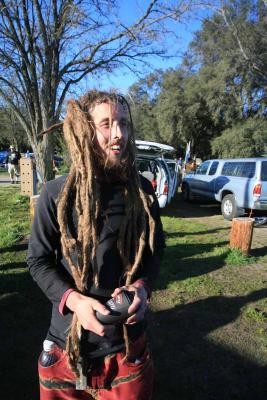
[125,347,150,370]
[38,346,75,384]
[38,345,66,370]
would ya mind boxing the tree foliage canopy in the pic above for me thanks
[0,0,196,179]
[129,0,267,159]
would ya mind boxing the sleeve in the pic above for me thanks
[27,183,75,305]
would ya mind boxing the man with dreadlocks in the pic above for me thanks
[27,90,165,400]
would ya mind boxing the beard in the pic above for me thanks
[93,145,129,183]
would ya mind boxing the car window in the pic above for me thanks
[221,162,252,177]
[222,162,255,177]
[241,162,256,178]
[222,162,240,176]
[261,161,267,181]
[208,161,219,175]
[195,161,210,175]
[136,159,151,172]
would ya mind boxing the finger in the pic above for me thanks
[94,322,106,336]
[128,292,146,314]
[92,301,110,315]
[111,286,126,297]
[128,297,141,314]
[127,305,145,324]
[126,313,137,324]
[83,316,106,336]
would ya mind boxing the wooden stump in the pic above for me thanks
[230,217,255,254]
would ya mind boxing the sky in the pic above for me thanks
[90,1,214,94]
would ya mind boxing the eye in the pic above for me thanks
[100,122,110,129]
[120,120,128,128]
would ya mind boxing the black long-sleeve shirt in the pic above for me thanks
[27,174,165,358]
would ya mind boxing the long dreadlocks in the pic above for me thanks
[56,90,156,375]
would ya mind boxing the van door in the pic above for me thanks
[151,159,168,207]
[204,160,219,197]
[166,160,179,198]
[157,159,171,203]
[191,161,211,196]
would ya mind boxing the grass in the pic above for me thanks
[244,307,267,323]
[0,188,267,399]
[0,166,7,174]
[226,247,257,266]
[0,186,50,399]
[0,187,31,247]
[149,201,267,400]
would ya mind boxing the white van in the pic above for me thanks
[135,140,178,208]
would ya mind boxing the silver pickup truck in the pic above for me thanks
[182,158,267,220]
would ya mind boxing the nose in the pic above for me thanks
[111,121,123,139]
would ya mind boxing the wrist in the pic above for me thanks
[65,290,82,312]
[133,279,151,299]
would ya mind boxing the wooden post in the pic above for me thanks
[20,158,35,196]
[230,217,255,254]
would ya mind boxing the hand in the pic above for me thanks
[66,291,111,336]
[112,283,148,325]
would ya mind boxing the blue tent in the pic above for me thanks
[0,150,8,166]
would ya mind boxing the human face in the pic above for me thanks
[90,101,129,167]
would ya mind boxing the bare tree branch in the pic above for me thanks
[220,1,267,81]
[0,0,202,180]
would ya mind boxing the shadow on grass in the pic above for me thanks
[250,245,267,257]
[150,288,267,400]
[165,226,229,239]
[0,266,266,399]
[0,242,28,254]
[156,241,229,289]
[0,261,28,272]
[0,269,50,399]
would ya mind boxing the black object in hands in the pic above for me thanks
[96,290,135,324]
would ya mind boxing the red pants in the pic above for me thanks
[38,336,153,400]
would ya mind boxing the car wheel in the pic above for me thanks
[221,194,239,220]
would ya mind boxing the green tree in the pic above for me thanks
[129,0,267,160]
[187,0,267,157]
[0,106,28,150]
[129,71,163,141]
[211,118,267,157]
[0,0,197,181]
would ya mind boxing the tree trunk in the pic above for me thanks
[230,217,255,254]
[31,134,54,184]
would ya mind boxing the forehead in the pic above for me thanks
[90,101,128,122]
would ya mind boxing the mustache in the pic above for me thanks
[106,140,125,149]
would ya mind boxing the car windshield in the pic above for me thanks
[261,161,267,181]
